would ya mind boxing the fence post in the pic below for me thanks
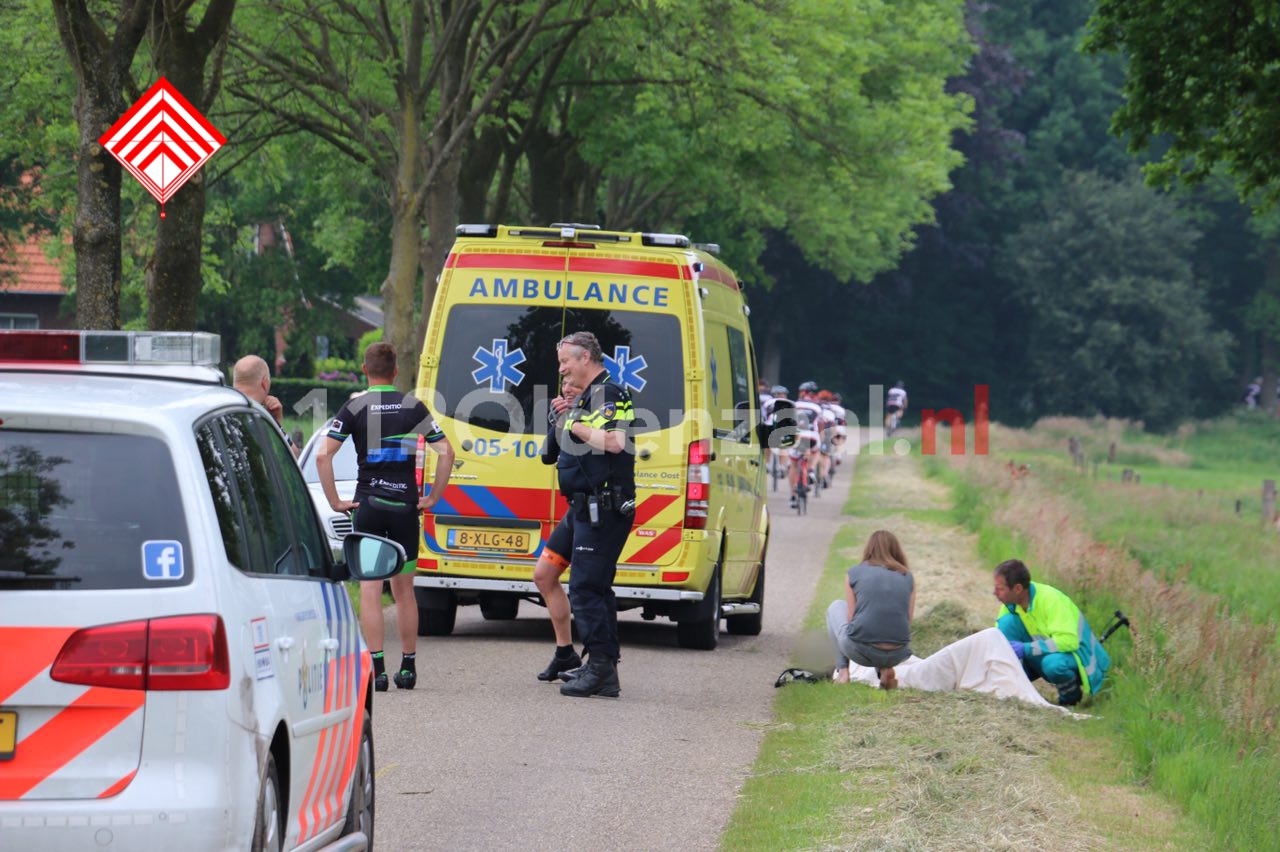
[1122,468,1134,483]
[1108,442,1117,463]
[1265,480,1277,528]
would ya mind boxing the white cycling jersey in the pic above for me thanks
[887,387,907,407]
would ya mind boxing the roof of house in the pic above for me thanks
[0,235,67,295]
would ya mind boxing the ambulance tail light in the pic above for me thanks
[685,439,714,530]
[51,615,230,691]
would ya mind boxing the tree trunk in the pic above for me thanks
[146,0,235,330]
[51,0,152,330]
[69,87,125,330]
[414,155,463,388]
[1262,246,1280,417]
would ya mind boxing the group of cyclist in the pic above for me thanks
[758,379,850,512]
[758,379,910,513]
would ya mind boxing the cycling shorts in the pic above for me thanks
[352,496,420,572]
[543,514,573,571]
[886,403,903,415]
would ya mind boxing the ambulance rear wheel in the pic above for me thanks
[415,587,457,636]
[677,565,721,650]
[479,593,520,620]
[252,754,283,852]
[727,561,764,636]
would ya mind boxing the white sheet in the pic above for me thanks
[845,628,1077,714]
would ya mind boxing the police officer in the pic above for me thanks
[551,331,635,698]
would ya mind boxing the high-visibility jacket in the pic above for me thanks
[997,582,1110,696]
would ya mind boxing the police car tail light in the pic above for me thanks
[146,615,231,691]
[685,439,713,530]
[51,615,229,691]
[51,620,148,690]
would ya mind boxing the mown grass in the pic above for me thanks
[925,443,1280,850]
[724,451,1207,851]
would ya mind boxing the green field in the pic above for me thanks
[924,415,1280,848]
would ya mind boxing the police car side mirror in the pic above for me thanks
[340,533,406,582]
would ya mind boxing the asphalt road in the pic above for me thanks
[370,455,853,851]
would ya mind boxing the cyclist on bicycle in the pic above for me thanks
[829,391,848,466]
[815,390,839,488]
[885,381,908,432]
[763,384,790,486]
[790,381,824,507]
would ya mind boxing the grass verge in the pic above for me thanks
[925,444,1280,849]
[723,450,1205,850]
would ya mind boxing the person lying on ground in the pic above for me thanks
[842,627,1080,714]
[826,529,915,689]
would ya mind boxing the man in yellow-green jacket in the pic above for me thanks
[993,559,1110,706]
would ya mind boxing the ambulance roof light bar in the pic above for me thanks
[455,224,499,237]
[641,232,691,248]
[0,330,221,368]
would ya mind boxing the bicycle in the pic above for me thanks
[769,451,788,492]
[885,408,902,436]
[791,453,810,515]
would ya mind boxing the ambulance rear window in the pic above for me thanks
[436,304,685,434]
[0,430,191,590]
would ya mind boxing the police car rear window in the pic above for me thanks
[436,304,684,434]
[0,430,191,590]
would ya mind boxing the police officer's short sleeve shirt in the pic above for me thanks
[328,386,445,504]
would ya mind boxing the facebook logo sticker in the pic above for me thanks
[142,540,185,581]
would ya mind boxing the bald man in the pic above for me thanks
[233,354,299,457]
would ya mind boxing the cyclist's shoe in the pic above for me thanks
[393,669,416,690]
[374,672,389,692]
[789,496,797,508]
[538,650,582,682]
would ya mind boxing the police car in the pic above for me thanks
[297,420,360,558]
[0,330,405,852]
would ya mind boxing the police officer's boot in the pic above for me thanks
[559,656,620,698]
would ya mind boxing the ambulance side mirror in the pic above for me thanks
[338,533,406,582]
[759,401,797,449]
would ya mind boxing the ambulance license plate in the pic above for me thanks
[446,529,531,553]
[0,711,16,760]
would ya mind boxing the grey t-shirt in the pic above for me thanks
[844,561,913,646]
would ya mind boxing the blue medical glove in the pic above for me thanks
[1009,640,1026,660]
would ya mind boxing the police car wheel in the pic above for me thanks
[252,754,284,852]
[677,564,721,650]
[342,709,375,841]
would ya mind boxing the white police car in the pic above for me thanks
[297,421,360,558]
[0,331,404,852]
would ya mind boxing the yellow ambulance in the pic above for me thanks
[412,224,792,649]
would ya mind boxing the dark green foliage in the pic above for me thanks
[1002,171,1231,423]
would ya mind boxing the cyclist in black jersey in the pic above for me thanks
[317,342,455,691]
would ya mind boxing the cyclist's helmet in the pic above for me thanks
[894,381,905,389]
[831,392,842,404]
[799,381,818,393]
[817,390,833,402]
[771,385,788,396]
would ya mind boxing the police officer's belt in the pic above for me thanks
[569,489,631,511]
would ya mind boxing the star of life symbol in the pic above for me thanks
[604,345,648,393]
[472,338,526,391]
[99,77,225,211]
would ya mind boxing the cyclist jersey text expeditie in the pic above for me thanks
[328,386,445,505]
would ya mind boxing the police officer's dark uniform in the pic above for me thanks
[551,370,635,698]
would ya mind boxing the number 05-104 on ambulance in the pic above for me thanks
[410,224,795,650]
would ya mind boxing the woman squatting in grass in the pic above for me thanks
[826,529,916,689]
